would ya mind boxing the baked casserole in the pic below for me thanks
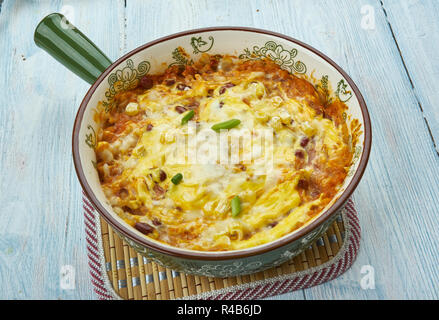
[93,53,359,251]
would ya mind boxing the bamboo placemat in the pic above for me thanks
[83,195,361,300]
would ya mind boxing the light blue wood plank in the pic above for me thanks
[381,0,439,153]
[0,0,123,299]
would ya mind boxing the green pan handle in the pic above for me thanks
[34,13,112,84]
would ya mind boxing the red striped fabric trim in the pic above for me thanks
[82,192,114,300]
[83,195,360,300]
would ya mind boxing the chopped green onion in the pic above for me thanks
[231,196,241,217]
[211,119,241,132]
[171,173,183,185]
[181,110,195,125]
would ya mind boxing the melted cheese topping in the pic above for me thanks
[94,55,355,251]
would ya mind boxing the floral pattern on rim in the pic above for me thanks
[85,125,97,149]
[85,124,98,167]
[347,145,362,177]
[335,79,353,102]
[239,41,307,74]
[315,75,334,106]
[169,47,194,67]
[268,246,305,268]
[102,59,151,112]
[190,36,214,54]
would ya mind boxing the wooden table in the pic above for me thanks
[1,0,438,299]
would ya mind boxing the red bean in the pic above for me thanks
[300,137,310,147]
[159,170,167,182]
[123,206,147,216]
[164,79,176,86]
[219,101,224,108]
[295,150,305,159]
[146,123,153,131]
[134,222,154,235]
[152,218,162,226]
[297,179,309,189]
[219,83,234,95]
[140,76,153,90]
[122,206,134,214]
[175,106,187,114]
[187,101,200,109]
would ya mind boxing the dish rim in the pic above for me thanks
[72,26,372,261]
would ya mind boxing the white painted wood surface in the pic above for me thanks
[0,0,438,299]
